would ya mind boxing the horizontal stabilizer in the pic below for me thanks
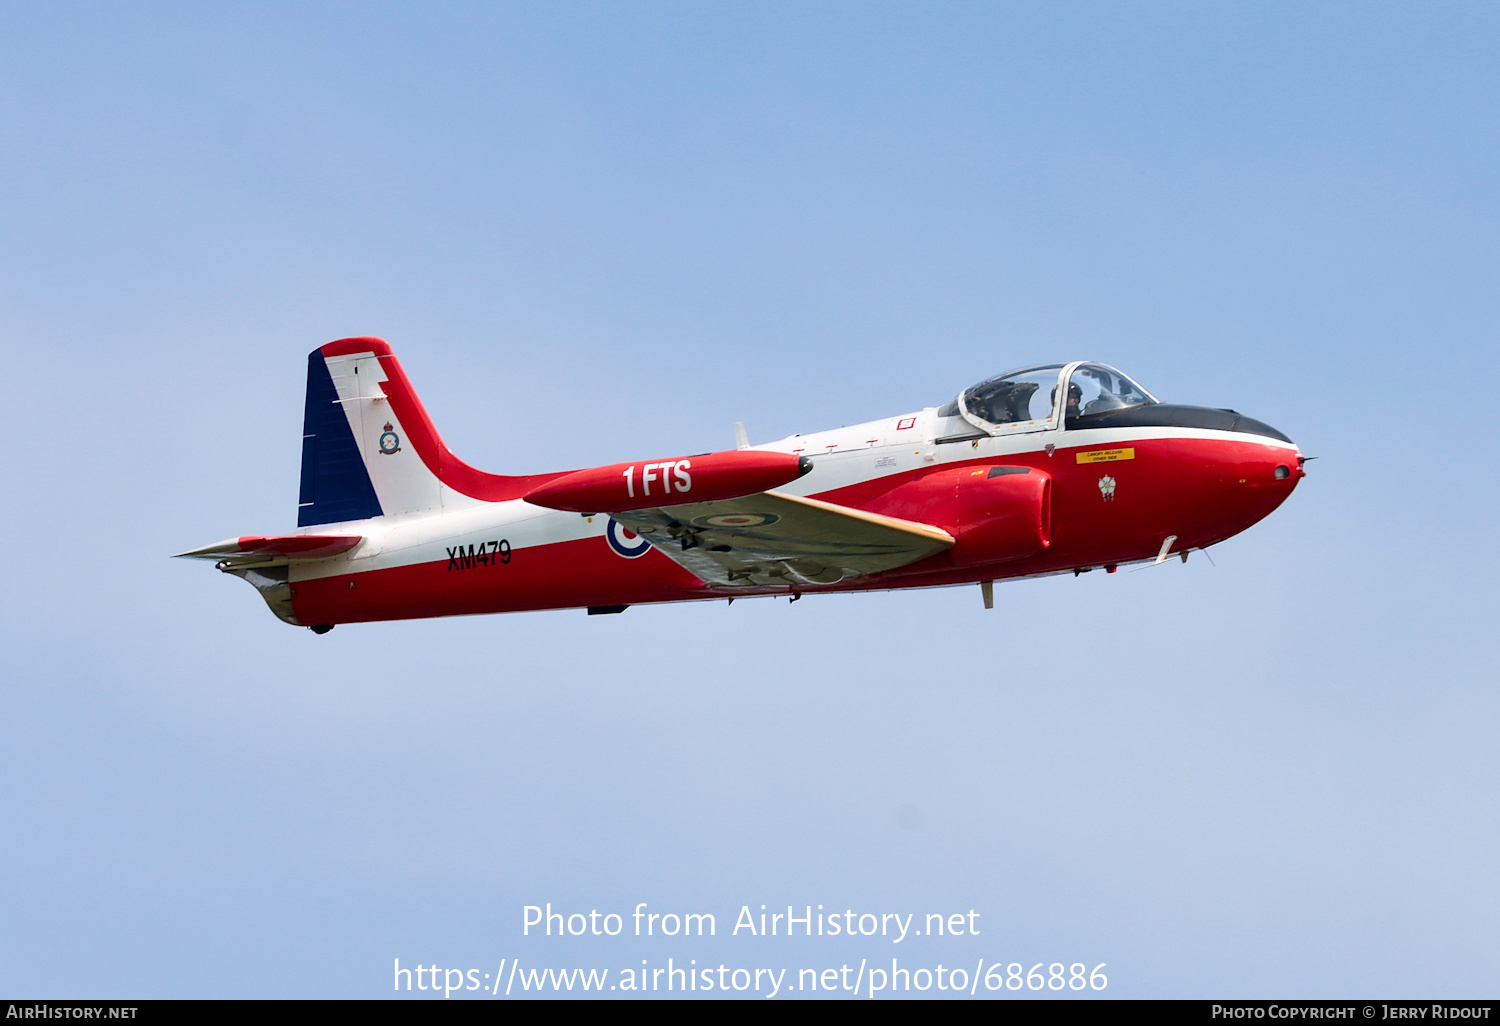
[174,534,362,561]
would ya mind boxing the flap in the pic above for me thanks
[610,491,953,589]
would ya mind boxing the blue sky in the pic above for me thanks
[1,2,1496,998]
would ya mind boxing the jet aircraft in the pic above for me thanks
[178,338,1304,631]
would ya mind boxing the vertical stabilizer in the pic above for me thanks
[296,337,552,527]
[298,341,443,526]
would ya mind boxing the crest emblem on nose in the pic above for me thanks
[1098,475,1117,501]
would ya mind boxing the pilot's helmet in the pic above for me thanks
[1051,382,1084,406]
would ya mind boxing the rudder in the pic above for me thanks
[299,349,385,526]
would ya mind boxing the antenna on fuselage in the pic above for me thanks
[734,422,749,450]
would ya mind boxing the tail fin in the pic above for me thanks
[297,337,540,527]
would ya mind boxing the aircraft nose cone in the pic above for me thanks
[1249,436,1302,485]
[1234,435,1303,506]
[1227,413,1301,482]
[1253,422,1303,483]
[1199,434,1303,545]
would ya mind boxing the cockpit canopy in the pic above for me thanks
[939,362,1157,431]
[1065,363,1156,421]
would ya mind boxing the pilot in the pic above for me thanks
[1051,382,1084,423]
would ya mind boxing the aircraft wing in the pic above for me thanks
[173,534,362,567]
[610,491,953,588]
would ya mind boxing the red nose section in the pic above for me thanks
[524,450,811,513]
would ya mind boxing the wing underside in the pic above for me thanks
[610,491,953,589]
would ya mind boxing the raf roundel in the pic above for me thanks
[378,423,401,455]
[691,512,780,528]
[605,518,652,558]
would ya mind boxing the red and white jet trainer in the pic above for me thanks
[178,337,1304,632]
